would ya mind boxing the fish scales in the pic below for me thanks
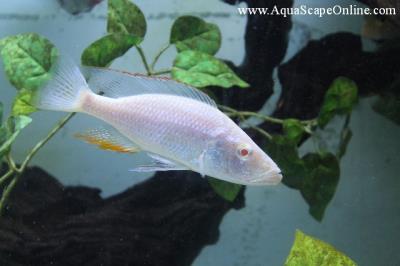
[82,92,230,170]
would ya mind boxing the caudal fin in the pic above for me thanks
[34,56,90,112]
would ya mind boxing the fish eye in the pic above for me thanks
[236,143,252,160]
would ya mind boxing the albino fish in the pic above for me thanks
[34,57,282,186]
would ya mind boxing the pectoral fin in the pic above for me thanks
[130,153,189,172]
[198,150,206,177]
[75,127,140,153]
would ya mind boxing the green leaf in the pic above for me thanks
[12,88,37,116]
[285,230,357,266]
[283,119,305,145]
[170,16,221,55]
[81,34,142,67]
[8,115,32,132]
[0,116,32,157]
[208,177,242,202]
[265,136,306,189]
[372,94,400,126]
[107,0,146,38]
[0,35,22,52]
[0,33,58,91]
[172,50,249,88]
[318,77,358,128]
[266,137,340,221]
[301,152,340,221]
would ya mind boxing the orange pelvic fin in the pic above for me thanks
[75,127,139,153]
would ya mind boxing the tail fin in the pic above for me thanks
[34,56,91,112]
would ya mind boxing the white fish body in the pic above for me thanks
[35,57,282,186]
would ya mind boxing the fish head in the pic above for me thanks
[204,132,282,186]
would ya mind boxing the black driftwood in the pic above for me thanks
[218,0,294,111]
[273,32,400,122]
[0,167,244,266]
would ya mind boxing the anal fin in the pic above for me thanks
[75,127,140,153]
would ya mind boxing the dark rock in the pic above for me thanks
[216,0,293,111]
[274,32,400,122]
[0,167,244,266]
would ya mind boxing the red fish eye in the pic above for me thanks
[236,144,252,159]
[240,148,249,157]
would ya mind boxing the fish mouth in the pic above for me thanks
[249,169,283,185]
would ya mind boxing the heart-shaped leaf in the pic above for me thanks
[0,35,23,51]
[301,152,340,221]
[283,119,305,145]
[107,0,146,38]
[265,136,306,189]
[81,34,142,67]
[208,177,242,202]
[318,77,358,128]
[285,230,357,266]
[170,16,221,55]
[0,33,58,91]
[12,89,37,116]
[266,137,340,221]
[172,50,249,88]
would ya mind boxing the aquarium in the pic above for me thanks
[0,0,399,265]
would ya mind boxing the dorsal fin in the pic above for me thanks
[82,66,217,108]
[75,127,140,153]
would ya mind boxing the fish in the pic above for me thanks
[33,56,282,186]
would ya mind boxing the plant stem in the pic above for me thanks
[302,118,318,127]
[136,46,152,76]
[249,125,272,140]
[235,111,285,124]
[0,113,75,216]
[0,169,13,185]
[152,69,171,76]
[151,43,170,70]
[225,105,273,140]
[218,105,285,124]
[5,153,17,172]
[0,176,17,215]
[219,104,318,128]
[218,104,322,140]
[18,113,75,172]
